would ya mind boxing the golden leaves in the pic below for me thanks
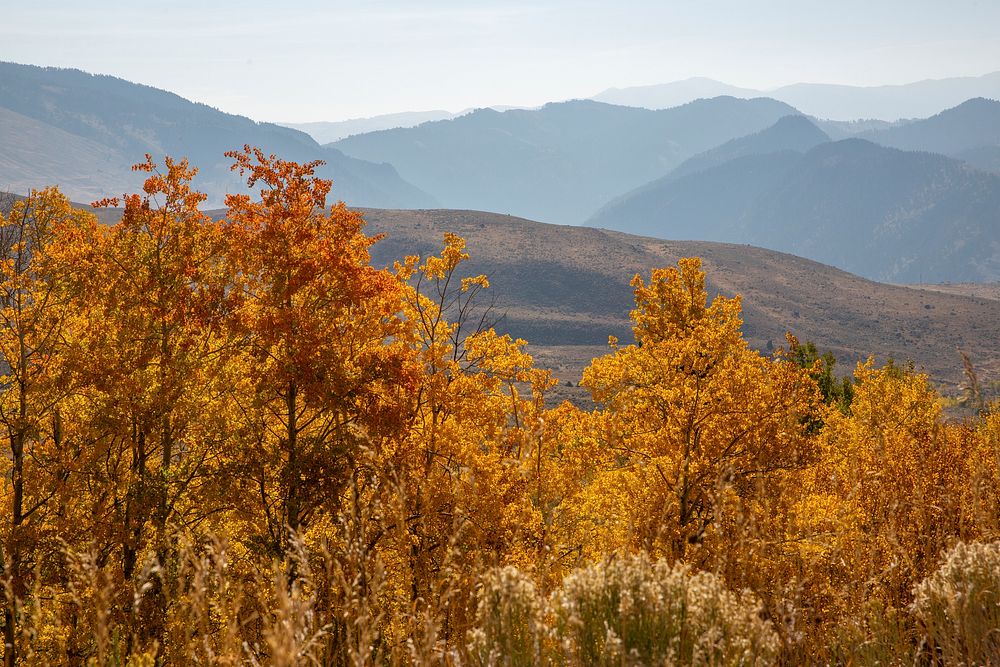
[6,151,1000,663]
[577,260,820,561]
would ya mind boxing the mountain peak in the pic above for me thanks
[765,114,830,140]
[944,96,1000,114]
[587,135,1000,283]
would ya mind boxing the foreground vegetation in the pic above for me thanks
[1,148,998,665]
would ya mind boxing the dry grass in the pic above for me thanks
[553,554,779,667]
[9,508,1000,665]
[912,540,1000,666]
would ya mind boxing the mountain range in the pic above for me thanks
[593,72,1000,121]
[659,114,831,182]
[4,61,1000,283]
[588,130,1000,282]
[333,96,797,224]
[325,91,1000,281]
[281,73,1000,145]
[0,62,434,208]
[854,97,1000,156]
[281,110,462,144]
[280,106,537,144]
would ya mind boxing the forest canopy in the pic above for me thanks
[0,148,997,665]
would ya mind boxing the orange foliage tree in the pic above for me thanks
[221,146,418,562]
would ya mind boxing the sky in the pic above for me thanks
[3,0,1000,122]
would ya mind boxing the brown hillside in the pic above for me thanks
[360,208,1000,395]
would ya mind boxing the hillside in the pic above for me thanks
[955,145,1000,174]
[858,97,1000,155]
[912,282,1000,301]
[358,208,1000,397]
[810,118,917,142]
[0,62,435,208]
[662,115,830,182]
[0,106,138,202]
[587,139,1000,283]
[333,97,797,224]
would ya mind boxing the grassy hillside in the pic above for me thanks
[0,106,138,201]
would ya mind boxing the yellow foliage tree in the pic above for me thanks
[0,189,97,664]
[368,233,556,647]
[798,361,977,620]
[574,258,820,570]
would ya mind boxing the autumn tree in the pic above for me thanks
[575,259,820,564]
[63,155,235,652]
[0,189,96,665]
[786,335,853,414]
[375,234,556,644]
[797,362,976,619]
[222,146,418,563]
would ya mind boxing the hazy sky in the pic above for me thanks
[4,0,1000,122]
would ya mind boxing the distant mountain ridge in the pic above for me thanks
[281,110,462,144]
[279,72,1000,144]
[588,134,1000,283]
[662,114,830,182]
[592,77,762,109]
[773,74,1000,122]
[0,61,435,208]
[856,97,1000,155]
[333,96,798,224]
[591,72,1000,121]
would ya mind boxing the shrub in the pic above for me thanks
[553,553,779,666]
[467,565,549,666]
[911,540,1000,665]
